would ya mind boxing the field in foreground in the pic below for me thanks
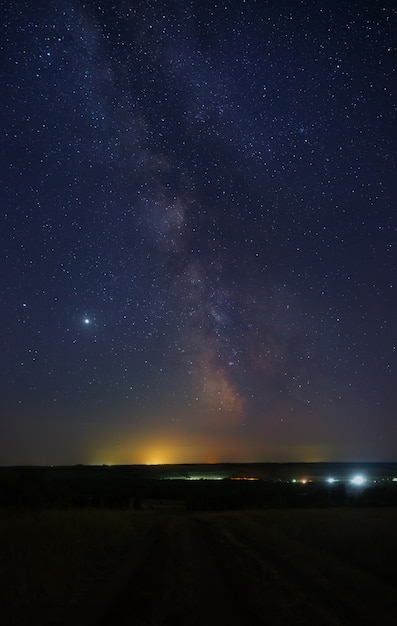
[1,507,396,626]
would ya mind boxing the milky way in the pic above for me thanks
[1,1,396,464]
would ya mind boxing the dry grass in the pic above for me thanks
[191,507,397,625]
[249,507,397,582]
[1,507,396,626]
[0,509,152,626]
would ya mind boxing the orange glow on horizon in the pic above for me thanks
[91,422,333,466]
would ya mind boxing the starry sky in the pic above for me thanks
[1,0,396,466]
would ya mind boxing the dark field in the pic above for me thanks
[1,506,396,626]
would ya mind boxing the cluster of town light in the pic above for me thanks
[326,474,368,486]
[326,475,367,486]
[182,475,371,483]
[290,475,369,486]
[169,473,373,483]
[157,470,396,484]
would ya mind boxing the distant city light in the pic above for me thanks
[327,477,336,484]
[351,474,366,486]
[187,475,223,481]
[162,474,225,481]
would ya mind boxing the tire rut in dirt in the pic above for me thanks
[161,516,243,626]
[197,513,396,626]
[195,515,288,625]
[227,513,397,626]
[94,515,243,626]
[95,523,169,626]
[196,514,345,626]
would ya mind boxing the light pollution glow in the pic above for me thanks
[91,429,331,466]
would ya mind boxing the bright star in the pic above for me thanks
[83,318,91,325]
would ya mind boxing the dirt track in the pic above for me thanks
[85,511,397,626]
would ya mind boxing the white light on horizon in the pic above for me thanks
[351,474,366,486]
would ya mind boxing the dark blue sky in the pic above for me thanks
[1,0,396,465]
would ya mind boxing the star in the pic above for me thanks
[1,0,395,465]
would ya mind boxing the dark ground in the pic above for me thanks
[1,465,397,625]
[83,509,397,626]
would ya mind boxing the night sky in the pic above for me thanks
[1,1,396,466]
